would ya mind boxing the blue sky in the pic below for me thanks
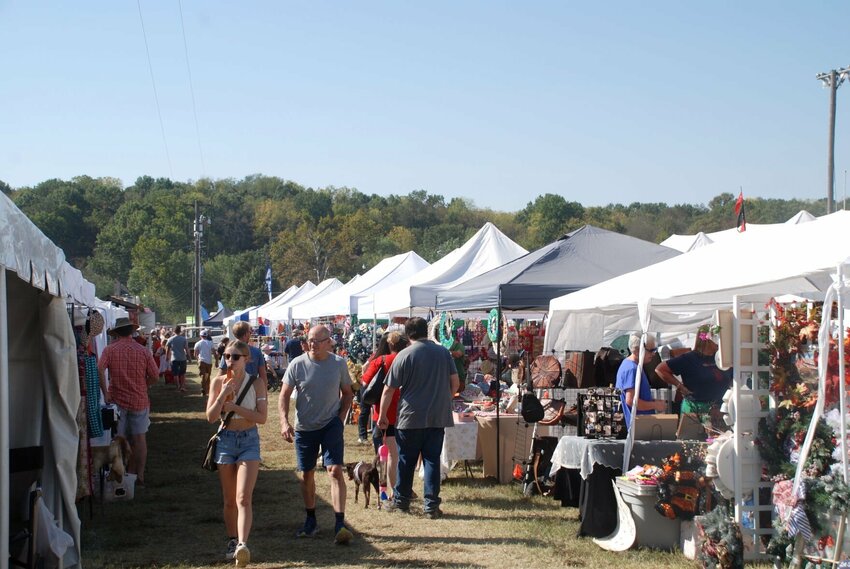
[1,1,848,212]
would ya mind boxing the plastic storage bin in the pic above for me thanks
[615,478,680,550]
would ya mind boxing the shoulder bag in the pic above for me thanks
[360,357,387,406]
[202,375,257,471]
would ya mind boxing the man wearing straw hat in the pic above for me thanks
[98,316,160,486]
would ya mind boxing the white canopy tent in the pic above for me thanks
[267,277,344,322]
[291,252,430,320]
[1,191,90,567]
[660,209,817,252]
[223,305,260,329]
[249,285,298,325]
[546,210,850,353]
[360,223,528,318]
[544,210,850,558]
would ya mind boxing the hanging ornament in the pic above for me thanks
[438,312,455,349]
[487,308,500,343]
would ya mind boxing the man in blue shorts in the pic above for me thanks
[280,325,355,544]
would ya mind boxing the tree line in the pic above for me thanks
[4,175,825,323]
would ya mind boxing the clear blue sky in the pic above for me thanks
[2,1,848,212]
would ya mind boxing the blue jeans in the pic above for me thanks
[394,427,445,513]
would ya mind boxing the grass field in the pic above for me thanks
[79,365,702,568]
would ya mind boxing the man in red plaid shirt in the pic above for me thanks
[98,317,160,486]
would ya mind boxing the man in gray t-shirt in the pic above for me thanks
[280,325,354,544]
[165,325,191,392]
[378,317,459,517]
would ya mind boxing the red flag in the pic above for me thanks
[734,191,746,232]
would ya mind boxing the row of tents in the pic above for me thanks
[231,209,825,333]
[230,221,684,328]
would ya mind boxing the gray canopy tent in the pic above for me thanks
[436,224,680,312]
[434,225,680,483]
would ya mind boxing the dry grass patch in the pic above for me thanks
[80,364,747,568]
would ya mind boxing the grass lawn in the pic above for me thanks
[80,364,702,568]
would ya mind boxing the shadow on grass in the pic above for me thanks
[79,376,382,567]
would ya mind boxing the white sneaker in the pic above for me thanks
[234,542,250,567]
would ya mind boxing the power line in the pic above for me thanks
[177,0,206,177]
[137,0,174,178]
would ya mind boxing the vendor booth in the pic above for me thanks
[544,210,850,563]
[1,191,96,567]
[432,226,679,485]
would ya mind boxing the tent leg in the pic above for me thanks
[0,268,9,567]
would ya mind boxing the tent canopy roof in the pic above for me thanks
[436,225,680,311]
[268,277,345,321]
[369,223,528,315]
[1,191,95,305]
[660,209,817,252]
[291,251,429,319]
[545,210,850,352]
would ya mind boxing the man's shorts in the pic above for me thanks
[216,427,261,464]
[171,360,187,376]
[198,361,212,376]
[117,406,150,437]
[294,416,344,472]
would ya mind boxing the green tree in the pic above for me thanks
[516,194,584,249]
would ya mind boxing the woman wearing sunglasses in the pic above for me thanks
[206,340,268,567]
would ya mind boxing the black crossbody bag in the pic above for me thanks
[202,375,257,471]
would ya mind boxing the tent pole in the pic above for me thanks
[496,289,502,484]
[0,268,9,566]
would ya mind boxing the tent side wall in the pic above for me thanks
[7,271,81,566]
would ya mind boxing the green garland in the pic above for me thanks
[696,503,744,569]
[756,408,834,479]
[766,476,850,564]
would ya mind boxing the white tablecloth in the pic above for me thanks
[419,421,480,480]
[549,436,686,479]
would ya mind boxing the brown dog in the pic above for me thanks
[90,435,132,483]
[345,458,380,509]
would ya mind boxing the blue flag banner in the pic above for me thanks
[217,300,225,312]
[201,305,211,323]
[265,265,273,300]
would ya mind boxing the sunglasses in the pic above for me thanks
[223,353,245,361]
[644,345,658,352]
[308,337,331,344]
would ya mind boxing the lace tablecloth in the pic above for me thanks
[419,420,481,480]
[549,436,685,479]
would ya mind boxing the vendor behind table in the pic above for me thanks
[615,333,666,429]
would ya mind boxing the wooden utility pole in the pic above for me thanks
[816,66,850,214]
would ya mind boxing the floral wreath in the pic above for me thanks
[487,308,500,343]
[438,312,455,349]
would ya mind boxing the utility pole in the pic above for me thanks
[816,66,850,214]
[193,202,210,329]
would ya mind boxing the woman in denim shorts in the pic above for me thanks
[206,340,268,567]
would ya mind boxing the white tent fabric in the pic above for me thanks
[364,223,528,317]
[660,209,816,252]
[249,285,298,324]
[291,252,430,320]
[262,280,319,322]
[268,277,344,322]
[545,210,850,353]
[1,191,88,566]
[223,304,261,328]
